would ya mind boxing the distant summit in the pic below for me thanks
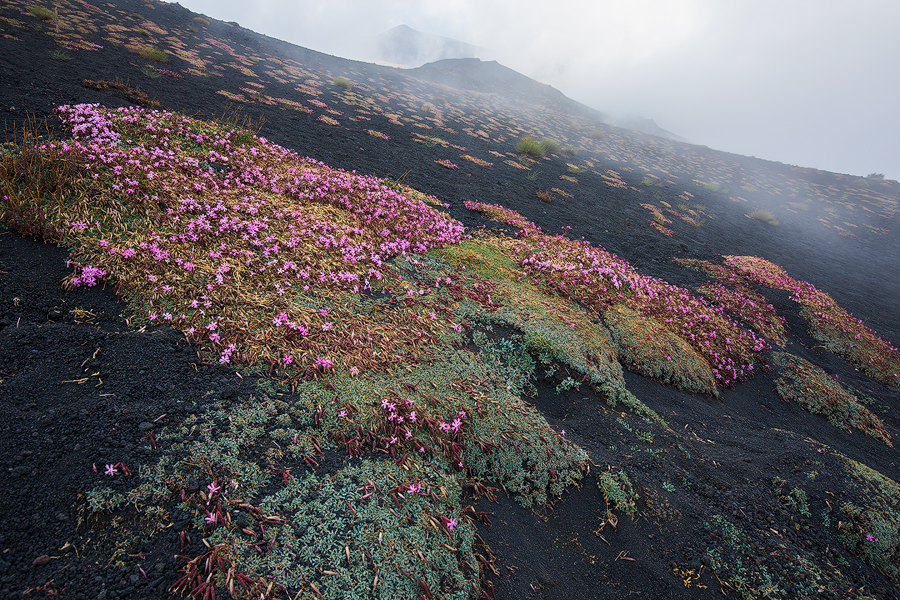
[373,24,481,68]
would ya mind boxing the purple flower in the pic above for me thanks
[205,512,217,525]
[446,517,458,531]
[104,464,118,476]
[207,480,221,495]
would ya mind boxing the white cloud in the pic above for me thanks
[176,0,900,178]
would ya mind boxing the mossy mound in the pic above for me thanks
[603,304,717,396]
[773,352,891,445]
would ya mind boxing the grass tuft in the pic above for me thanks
[539,138,561,155]
[29,5,55,21]
[139,46,168,63]
[515,136,545,159]
[333,76,352,91]
[748,209,778,226]
[48,48,72,60]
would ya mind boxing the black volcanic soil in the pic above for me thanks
[1,1,899,599]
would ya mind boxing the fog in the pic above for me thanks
[175,0,900,180]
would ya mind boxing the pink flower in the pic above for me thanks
[446,517,458,531]
[104,464,117,476]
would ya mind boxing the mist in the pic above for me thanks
[174,0,900,180]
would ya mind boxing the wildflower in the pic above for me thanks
[349,366,359,376]
[446,517,458,531]
[451,418,462,431]
[867,534,879,542]
[104,464,118,476]
[439,422,451,432]
[207,480,221,495]
[339,410,347,418]
[283,354,293,365]
[205,512,217,525]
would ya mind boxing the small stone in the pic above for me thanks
[56,512,67,522]
[138,422,153,432]
[32,554,50,566]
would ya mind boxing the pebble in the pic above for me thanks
[32,555,50,566]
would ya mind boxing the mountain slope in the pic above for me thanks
[0,1,899,599]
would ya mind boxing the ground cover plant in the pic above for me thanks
[1,1,900,599]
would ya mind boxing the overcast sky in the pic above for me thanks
[176,0,899,180]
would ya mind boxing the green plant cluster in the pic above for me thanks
[772,352,891,445]
[838,456,900,583]
[598,469,637,522]
[703,514,835,599]
[772,478,810,517]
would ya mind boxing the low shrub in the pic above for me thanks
[589,129,606,140]
[562,144,579,156]
[333,76,352,91]
[192,16,210,26]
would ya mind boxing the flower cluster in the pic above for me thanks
[726,255,900,388]
[42,104,465,375]
[468,203,763,387]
